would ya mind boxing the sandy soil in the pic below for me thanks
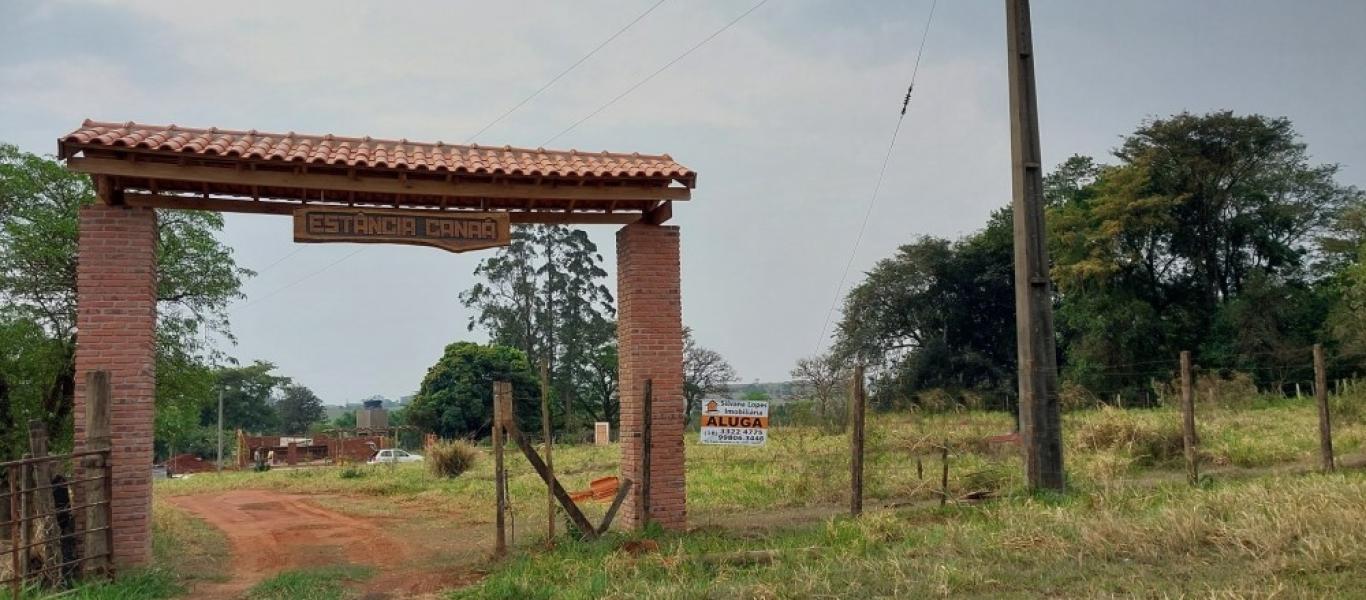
[165,490,481,599]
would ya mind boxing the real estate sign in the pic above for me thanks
[700,399,768,446]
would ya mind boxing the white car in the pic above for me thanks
[367,449,424,464]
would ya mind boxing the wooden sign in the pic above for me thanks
[700,399,768,446]
[594,422,611,446]
[293,207,510,253]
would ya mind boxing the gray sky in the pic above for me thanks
[3,1,1364,404]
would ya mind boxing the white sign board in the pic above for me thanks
[700,399,768,446]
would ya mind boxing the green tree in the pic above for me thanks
[740,389,770,402]
[834,208,1017,407]
[460,225,615,427]
[277,383,325,435]
[579,338,620,424]
[0,144,250,458]
[332,411,358,429]
[406,342,542,439]
[211,361,288,434]
[1049,112,1362,395]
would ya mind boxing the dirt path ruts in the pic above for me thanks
[165,490,468,599]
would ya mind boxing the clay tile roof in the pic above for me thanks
[59,119,695,186]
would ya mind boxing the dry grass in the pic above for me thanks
[144,396,1366,598]
[457,473,1366,598]
[1072,406,1185,465]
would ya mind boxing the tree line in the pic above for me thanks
[0,145,332,462]
[810,111,1366,411]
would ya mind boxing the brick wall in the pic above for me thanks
[616,223,686,530]
[71,204,158,567]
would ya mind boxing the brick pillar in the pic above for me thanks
[616,223,686,530]
[72,204,158,567]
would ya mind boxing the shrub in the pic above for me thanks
[916,389,957,413]
[427,440,479,478]
[1059,381,1099,412]
[1332,389,1365,425]
[338,464,368,479]
[1073,407,1184,465]
[1195,371,1259,408]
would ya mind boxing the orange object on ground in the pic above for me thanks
[590,476,620,501]
[565,476,621,503]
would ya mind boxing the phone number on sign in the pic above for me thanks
[701,427,767,445]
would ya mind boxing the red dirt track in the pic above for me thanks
[166,490,475,599]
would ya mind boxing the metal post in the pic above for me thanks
[1006,0,1064,491]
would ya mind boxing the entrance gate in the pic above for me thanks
[58,120,695,565]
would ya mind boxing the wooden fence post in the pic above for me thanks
[640,379,653,528]
[84,371,112,577]
[539,361,555,543]
[1313,344,1335,473]
[940,445,949,507]
[10,467,19,600]
[849,365,865,516]
[27,421,60,582]
[19,454,31,583]
[492,381,507,557]
[1180,351,1198,486]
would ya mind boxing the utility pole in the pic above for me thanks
[217,388,224,472]
[1006,0,1064,490]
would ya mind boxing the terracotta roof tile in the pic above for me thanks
[60,119,695,186]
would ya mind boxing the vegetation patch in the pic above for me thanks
[246,565,374,600]
[452,473,1366,599]
[428,439,480,478]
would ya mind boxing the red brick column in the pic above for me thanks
[72,204,158,567]
[616,223,686,530]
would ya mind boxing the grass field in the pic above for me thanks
[101,395,1366,597]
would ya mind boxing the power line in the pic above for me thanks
[232,248,365,314]
[252,246,307,276]
[465,0,669,143]
[226,5,689,312]
[542,0,772,147]
[812,0,939,357]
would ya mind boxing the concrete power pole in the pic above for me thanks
[1006,0,1064,490]
[216,388,224,472]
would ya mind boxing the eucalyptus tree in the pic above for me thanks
[460,225,615,427]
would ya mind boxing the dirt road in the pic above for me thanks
[165,490,478,599]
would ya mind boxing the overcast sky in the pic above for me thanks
[3,0,1364,404]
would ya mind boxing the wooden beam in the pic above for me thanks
[540,361,555,543]
[67,157,690,202]
[596,478,634,535]
[850,365,865,516]
[83,371,112,577]
[644,201,672,225]
[499,414,599,539]
[119,193,646,224]
[640,379,652,528]
[493,381,508,557]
